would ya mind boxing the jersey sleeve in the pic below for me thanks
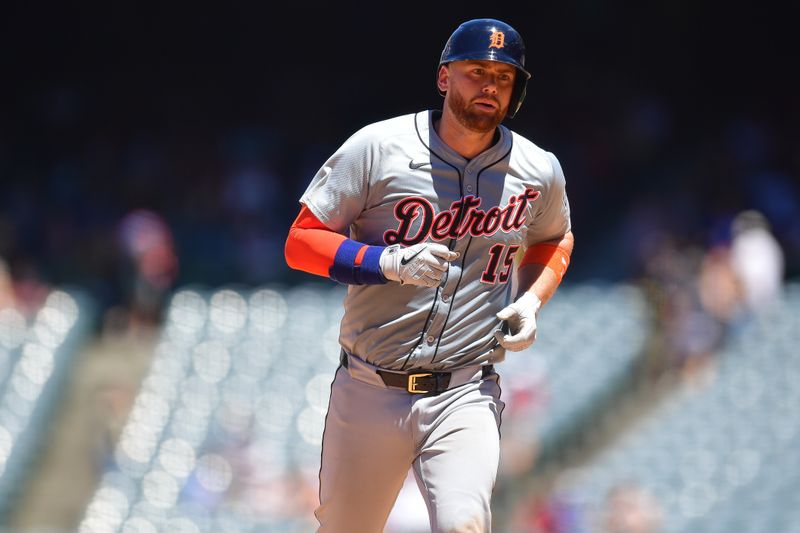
[526,151,572,246]
[299,127,376,234]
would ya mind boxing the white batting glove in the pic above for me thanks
[379,243,459,288]
[494,292,542,351]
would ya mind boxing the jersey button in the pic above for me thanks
[466,185,474,193]
[442,294,449,302]
[426,335,435,344]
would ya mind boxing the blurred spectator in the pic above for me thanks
[510,473,582,533]
[511,493,558,533]
[640,231,752,381]
[115,209,179,332]
[640,239,716,377]
[598,481,663,533]
[4,257,50,318]
[511,493,577,533]
[697,244,742,327]
[729,210,785,316]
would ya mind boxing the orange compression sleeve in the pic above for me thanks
[520,242,571,281]
[285,204,383,286]
[285,205,349,277]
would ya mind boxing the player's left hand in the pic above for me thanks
[493,292,542,351]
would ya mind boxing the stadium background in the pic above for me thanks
[1,2,798,532]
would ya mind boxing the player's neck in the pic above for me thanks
[435,112,498,160]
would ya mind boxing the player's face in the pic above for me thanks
[440,61,515,133]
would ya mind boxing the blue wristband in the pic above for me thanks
[356,245,386,285]
[329,239,387,285]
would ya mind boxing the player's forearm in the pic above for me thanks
[285,205,385,284]
[517,231,574,306]
[517,263,560,306]
[285,224,347,277]
[285,226,387,285]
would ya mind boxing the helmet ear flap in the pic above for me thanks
[508,75,528,119]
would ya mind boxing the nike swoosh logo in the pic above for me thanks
[400,248,424,265]
[409,160,430,170]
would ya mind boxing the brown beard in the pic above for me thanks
[447,89,507,133]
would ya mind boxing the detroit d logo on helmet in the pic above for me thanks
[488,30,505,49]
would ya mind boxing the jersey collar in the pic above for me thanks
[416,110,512,169]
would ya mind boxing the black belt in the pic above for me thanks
[341,352,493,395]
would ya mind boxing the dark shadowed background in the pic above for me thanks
[1,1,798,324]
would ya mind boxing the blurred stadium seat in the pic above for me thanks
[501,283,652,459]
[542,283,800,533]
[75,281,800,532]
[79,281,654,532]
[79,283,338,533]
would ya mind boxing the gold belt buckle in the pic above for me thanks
[407,373,433,394]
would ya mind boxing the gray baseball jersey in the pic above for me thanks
[301,109,571,371]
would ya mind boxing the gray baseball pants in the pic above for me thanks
[315,353,505,533]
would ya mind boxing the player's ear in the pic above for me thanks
[437,64,449,93]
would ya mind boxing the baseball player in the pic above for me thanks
[285,18,574,533]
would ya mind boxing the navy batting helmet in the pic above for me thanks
[438,18,531,118]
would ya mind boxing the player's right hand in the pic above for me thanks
[379,243,459,287]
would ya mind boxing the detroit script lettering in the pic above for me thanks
[384,189,540,246]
